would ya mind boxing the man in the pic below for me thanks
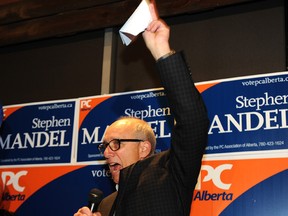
[74,1,209,215]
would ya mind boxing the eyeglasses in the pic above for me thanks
[98,139,144,153]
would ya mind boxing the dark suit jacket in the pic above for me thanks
[97,191,117,216]
[98,52,209,216]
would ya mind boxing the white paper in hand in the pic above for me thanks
[119,0,152,46]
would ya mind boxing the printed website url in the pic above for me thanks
[130,91,166,100]
[38,103,73,111]
[242,75,288,87]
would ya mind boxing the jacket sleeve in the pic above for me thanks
[156,51,209,189]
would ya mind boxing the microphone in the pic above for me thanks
[88,188,103,213]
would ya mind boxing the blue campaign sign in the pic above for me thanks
[12,164,115,216]
[200,72,288,154]
[77,89,174,162]
[0,100,77,165]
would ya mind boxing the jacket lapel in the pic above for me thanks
[110,162,137,216]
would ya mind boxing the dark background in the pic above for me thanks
[0,0,286,106]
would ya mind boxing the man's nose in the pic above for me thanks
[104,146,114,158]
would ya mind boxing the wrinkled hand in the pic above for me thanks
[74,207,101,216]
[142,1,171,60]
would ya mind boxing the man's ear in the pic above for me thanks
[139,141,152,159]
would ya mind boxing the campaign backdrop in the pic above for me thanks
[0,100,77,166]
[192,71,288,216]
[202,73,288,154]
[0,71,287,216]
[77,89,174,162]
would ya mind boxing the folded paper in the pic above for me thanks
[119,0,152,46]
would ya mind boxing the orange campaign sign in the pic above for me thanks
[191,157,288,216]
[79,96,111,128]
[0,165,84,212]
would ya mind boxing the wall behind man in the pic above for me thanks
[0,31,104,106]
[114,0,286,92]
[0,0,286,106]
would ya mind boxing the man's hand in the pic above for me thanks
[74,207,101,216]
[142,1,171,60]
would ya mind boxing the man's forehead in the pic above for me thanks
[112,119,135,128]
[106,120,135,136]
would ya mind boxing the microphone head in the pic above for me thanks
[88,188,103,212]
[89,188,103,203]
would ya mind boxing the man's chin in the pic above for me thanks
[111,173,120,184]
